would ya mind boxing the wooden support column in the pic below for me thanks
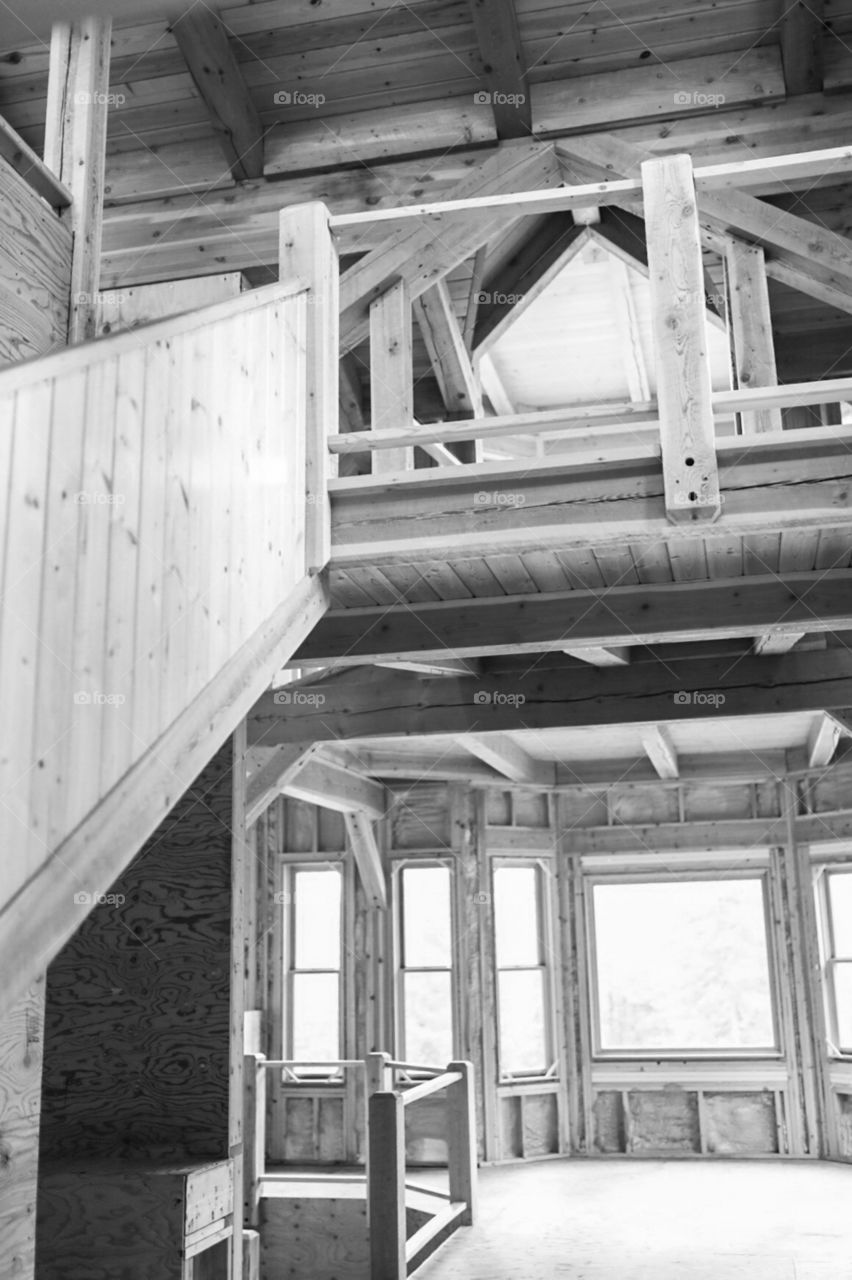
[641,154,720,523]
[368,1092,406,1280]
[0,980,45,1280]
[370,279,415,472]
[44,17,111,343]
[726,240,783,433]
[279,204,339,569]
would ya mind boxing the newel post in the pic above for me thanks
[279,203,339,571]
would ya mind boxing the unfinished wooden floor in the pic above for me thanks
[416,1159,851,1280]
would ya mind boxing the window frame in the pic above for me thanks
[586,868,782,1061]
[816,865,852,1058]
[391,856,458,1071]
[280,860,345,1077]
[492,856,559,1082]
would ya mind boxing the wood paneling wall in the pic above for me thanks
[0,155,70,365]
[0,280,307,980]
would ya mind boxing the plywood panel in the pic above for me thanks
[703,1092,778,1155]
[39,739,236,1162]
[261,1197,369,1280]
[0,980,44,1280]
[0,156,70,366]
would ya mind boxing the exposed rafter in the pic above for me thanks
[413,280,483,421]
[754,632,808,655]
[281,755,386,819]
[245,744,320,826]
[808,712,841,768]
[781,0,825,95]
[641,725,679,779]
[467,0,531,139]
[562,646,631,667]
[170,5,264,181]
[457,734,555,785]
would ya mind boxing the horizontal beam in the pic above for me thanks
[249,648,852,744]
[294,573,852,666]
[0,113,71,208]
[328,432,852,565]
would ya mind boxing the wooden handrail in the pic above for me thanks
[262,1059,365,1069]
[385,1059,447,1075]
[400,1070,462,1107]
[328,145,852,228]
[0,113,72,209]
[0,275,310,395]
[327,377,852,454]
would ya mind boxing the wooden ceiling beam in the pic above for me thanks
[467,0,531,140]
[245,744,320,826]
[754,631,808,655]
[641,725,679,779]
[249,647,852,745]
[170,5,264,181]
[781,0,825,96]
[457,733,555,785]
[293,573,852,667]
[808,712,841,768]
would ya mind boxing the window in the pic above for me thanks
[820,869,852,1054]
[397,864,454,1065]
[589,876,777,1055]
[285,867,342,1064]
[494,864,554,1077]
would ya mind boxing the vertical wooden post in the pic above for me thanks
[446,1061,477,1225]
[370,279,415,473]
[726,240,783,433]
[229,723,249,1280]
[368,1091,406,1280]
[43,17,111,344]
[243,1053,266,1227]
[641,154,720,524]
[279,203,339,571]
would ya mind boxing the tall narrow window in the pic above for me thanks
[590,877,777,1055]
[494,864,553,1077]
[286,867,342,1062]
[821,870,852,1054]
[398,864,454,1065]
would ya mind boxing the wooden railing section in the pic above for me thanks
[243,1053,477,1278]
[0,204,338,1016]
[368,1055,477,1280]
